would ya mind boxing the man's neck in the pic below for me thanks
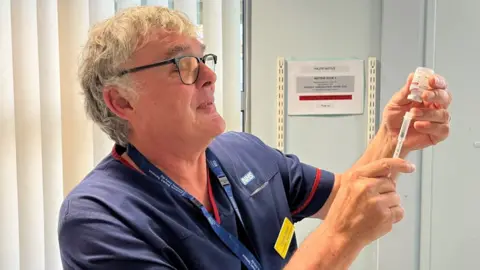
[124,135,212,206]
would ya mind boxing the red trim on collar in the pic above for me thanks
[111,145,136,170]
[207,172,221,224]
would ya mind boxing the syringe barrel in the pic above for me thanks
[392,112,413,158]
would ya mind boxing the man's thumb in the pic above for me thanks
[390,73,414,105]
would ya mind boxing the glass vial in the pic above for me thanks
[408,67,434,102]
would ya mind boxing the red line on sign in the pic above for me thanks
[299,95,353,101]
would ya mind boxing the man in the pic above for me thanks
[58,6,452,270]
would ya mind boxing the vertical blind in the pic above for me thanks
[0,0,243,269]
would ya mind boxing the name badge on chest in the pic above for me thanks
[274,217,295,259]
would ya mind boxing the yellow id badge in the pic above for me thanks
[274,217,295,259]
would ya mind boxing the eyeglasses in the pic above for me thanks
[118,54,217,85]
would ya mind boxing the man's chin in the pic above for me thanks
[197,112,226,136]
[211,116,226,135]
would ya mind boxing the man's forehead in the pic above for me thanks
[165,43,206,58]
[129,32,206,65]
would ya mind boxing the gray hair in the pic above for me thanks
[78,6,198,146]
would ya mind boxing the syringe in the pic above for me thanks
[392,67,433,158]
[392,111,413,158]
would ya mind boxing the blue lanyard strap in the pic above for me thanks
[206,150,247,229]
[127,144,262,270]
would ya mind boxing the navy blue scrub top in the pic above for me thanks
[58,132,335,270]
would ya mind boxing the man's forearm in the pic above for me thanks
[284,224,362,270]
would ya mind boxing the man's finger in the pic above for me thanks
[390,73,415,105]
[390,205,405,224]
[378,191,401,208]
[376,178,396,194]
[354,158,416,178]
[421,89,451,107]
[413,122,450,143]
[429,74,448,89]
[411,108,450,123]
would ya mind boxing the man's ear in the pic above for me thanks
[103,86,134,120]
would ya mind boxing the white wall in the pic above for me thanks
[378,0,427,269]
[250,1,382,269]
[426,1,480,269]
[248,0,479,269]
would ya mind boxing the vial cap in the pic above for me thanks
[415,67,435,75]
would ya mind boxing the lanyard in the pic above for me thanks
[127,144,262,270]
[205,150,247,229]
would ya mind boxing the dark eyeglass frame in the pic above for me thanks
[117,53,218,85]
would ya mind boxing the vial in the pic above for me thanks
[408,67,434,103]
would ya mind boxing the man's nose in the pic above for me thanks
[196,62,217,88]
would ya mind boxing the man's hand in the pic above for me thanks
[383,73,452,153]
[323,158,415,247]
[286,158,415,270]
[311,72,451,221]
